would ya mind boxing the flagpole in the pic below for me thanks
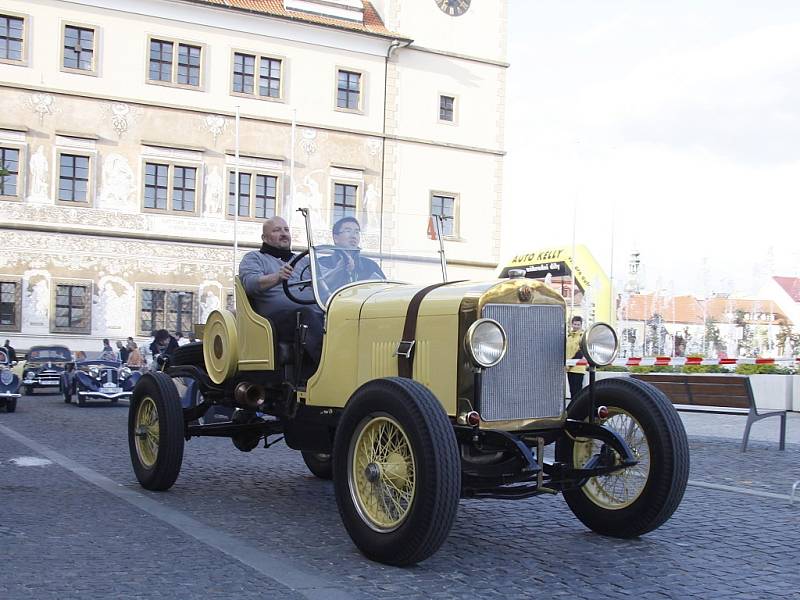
[233,105,240,310]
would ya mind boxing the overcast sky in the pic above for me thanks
[502,1,800,298]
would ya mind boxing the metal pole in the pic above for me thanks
[233,105,240,310]
[289,108,296,223]
[436,215,448,282]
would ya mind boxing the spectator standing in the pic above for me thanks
[100,338,117,361]
[126,342,146,369]
[3,339,16,363]
[116,340,129,363]
[565,316,586,400]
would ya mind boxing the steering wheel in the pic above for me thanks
[282,245,338,305]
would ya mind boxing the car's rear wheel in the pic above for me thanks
[302,451,333,480]
[128,372,184,491]
[556,377,689,538]
[333,377,460,566]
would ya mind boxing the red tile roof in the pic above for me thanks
[188,0,403,39]
[773,276,800,303]
[619,293,790,325]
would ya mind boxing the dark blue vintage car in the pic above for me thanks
[61,359,142,406]
[0,347,21,413]
[22,345,72,395]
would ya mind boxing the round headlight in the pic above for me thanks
[465,319,507,368]
[120,367,132,379]
[89,366,100,377]
[580,323,619,367]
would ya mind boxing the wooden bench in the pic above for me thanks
[630,373,787,452]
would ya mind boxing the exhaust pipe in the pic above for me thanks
[234,382,265,410]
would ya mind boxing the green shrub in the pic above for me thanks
[681,364,728,374]
[734,364,792,375]
[597,365,629,372]
[629,365,677,374]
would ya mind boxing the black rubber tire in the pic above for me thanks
[24,385,33,396]
[301,451,333,480]
[128,372,185,491]
[556,377,689,538]
[5,399,16,413]
[171,342,204,368]
[63,384,72,404]
[77,393,85,407]
[333,377,461,566]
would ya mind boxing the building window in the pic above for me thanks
[227,171,278,220]
[0,147,19,197]
[148,38,202,87]
[144,162,197,214]
[63,25,94,72]
[431,193,456,238]
[0,14,24,63]
[140,289,194,336]
[54,283,90,333]
[0,280,21,331]
[337,70,361,110]
[333,183,358,220]
[232,52,282,99]
[58,154,90,203]
[439,95,455,122]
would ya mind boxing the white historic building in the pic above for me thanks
[0,0,507,351]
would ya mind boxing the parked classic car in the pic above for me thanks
[0,347,21,412]
[128,209,689,566]
[61,359,142,405]
[22,345,72,395]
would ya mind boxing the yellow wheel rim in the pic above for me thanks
[134,396,160,469]
[348,415,416,532]
[573,408,651,509]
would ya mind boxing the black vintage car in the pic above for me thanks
[22,345,72,395]
[61,359,142,406]
[0,347,21,412]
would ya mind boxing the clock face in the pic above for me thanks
[436,0,471,17]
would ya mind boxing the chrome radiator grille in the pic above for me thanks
[478,304,565,421]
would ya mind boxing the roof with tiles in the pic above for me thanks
[187,0,401,38]
[619,293,790,325]
[773,276,800,303]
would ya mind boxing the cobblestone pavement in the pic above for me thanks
[1,393,798,599]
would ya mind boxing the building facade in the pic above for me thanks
[0,0,508,352]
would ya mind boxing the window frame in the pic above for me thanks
[334,67,364,114]
[0,11,28,67]
[60,20,99,76]
[140,159,202,216]
[331,180,360,223]
[0,276,22,332]
[438,93,458,125]
[429,190,460,240]
[54,149,95,206]
[0,142,25,201]
[145,35,205,90]
[226,168,281,222]
[230,49,286,102]
[50,278,92,335]
[136,284,197,337]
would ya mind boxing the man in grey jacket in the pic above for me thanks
[238,216,324,363]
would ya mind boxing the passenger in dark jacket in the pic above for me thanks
[149,329,179,361]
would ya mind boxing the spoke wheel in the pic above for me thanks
[334,377,460,566]
[349,415,415,531]
[572,408,651,509]
[128,372,184,491]
[556,377,689,538]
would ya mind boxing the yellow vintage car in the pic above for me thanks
[128,210,689,566]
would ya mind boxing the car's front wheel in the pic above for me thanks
[5,399,17,413]
[128,372,184,491]
[556,377,689,538]
[333,377,461,566]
